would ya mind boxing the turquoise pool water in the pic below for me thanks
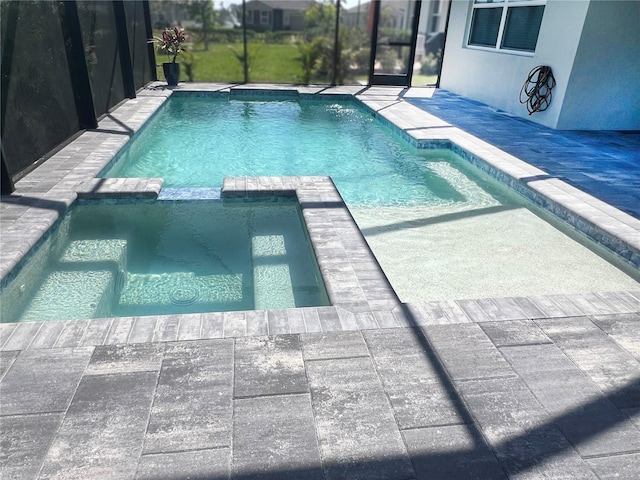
[101,95,639,302]
[0,200,328,323]
[103,96,504,208]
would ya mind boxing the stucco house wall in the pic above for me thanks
[439,0,639,130]
[556,0,640,129]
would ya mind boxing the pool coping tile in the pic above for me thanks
[0,83,638,349]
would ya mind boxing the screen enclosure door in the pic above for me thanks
[369,0,422,86]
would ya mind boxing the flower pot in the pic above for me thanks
[162,62,180,86]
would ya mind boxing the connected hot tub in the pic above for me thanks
[0,198,328,323]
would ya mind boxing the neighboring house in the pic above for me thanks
[343,1,415,30]
[343,0,449,59]
[422,0,449,36]
[440,0,640,130]
[416,0,451,58]
[244,0,314,31]
[343,1,372,29]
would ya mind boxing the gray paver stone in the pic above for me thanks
[136,448,230,480]
[403,425,507,480]
[587,453,640,480]
[39,372,158,480]
[301,330,369,361]
[480,320,551,347]
[0,413,63,480]
[0,350,19,381]
[79,318,113,346]
[538,317,640,409]
[502,343,640,457]
[85,343,165,376]
[104,317,135,345]
[306,356,414,480]
[591,313,640,360]
[234,335,307,397]
[29,322,65,350]
[372,351,467,429]
[0,347,93,415]
[423,324,516,381]
[175,312,202,341]
[143,340,234,454]
[128,317,157,344]
[458,377,597,479]
[232,395,323,480]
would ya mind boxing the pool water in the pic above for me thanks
[103,96,639,302]
[0,200,328,323]
[104,97,490,208]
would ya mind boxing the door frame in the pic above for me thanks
[368,0,422,86]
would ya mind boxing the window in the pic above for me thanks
[468,0,545,53]
[428,0,442,34]
[260,10,270,25]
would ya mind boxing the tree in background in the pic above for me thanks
[298,1,336,83]
[149,0,190,29]
[303,0,336,41]
[188,0,217,51]
[297,39,322,84]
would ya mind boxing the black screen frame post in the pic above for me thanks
[62,0,98,130]
[113,0,137,98]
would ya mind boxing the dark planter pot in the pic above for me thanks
[162,62,180,86]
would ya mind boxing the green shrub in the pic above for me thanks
[419,49,442,75]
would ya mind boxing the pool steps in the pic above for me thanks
[6,238,128,322]
[252,235,295,310]
[118,272,244,313]
[18,270,113,322]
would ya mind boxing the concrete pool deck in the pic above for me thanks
[1,84,639,479]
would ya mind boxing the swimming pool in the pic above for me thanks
[100,93,639,302]
[0,199,328,323]
[103,95,475,207]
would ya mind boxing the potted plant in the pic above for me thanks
[150,27,187,86]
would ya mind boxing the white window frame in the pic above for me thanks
[428,0,442,34]
[467,0,546,55]
[260,10,271,25]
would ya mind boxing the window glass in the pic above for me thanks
[501,5,545,51]
[468,0,545,52]
[469,7,502,47]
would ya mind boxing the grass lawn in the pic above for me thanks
[156,43,305,83]
[154,41,438,86]
[351,73,439,87]
[411,73,438,86]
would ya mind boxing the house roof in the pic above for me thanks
[246,0,315,11]
[345,1,406,14]
[345,1,372,14]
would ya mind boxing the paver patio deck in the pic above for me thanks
[2,313,639,479]
[1,84,639,479]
